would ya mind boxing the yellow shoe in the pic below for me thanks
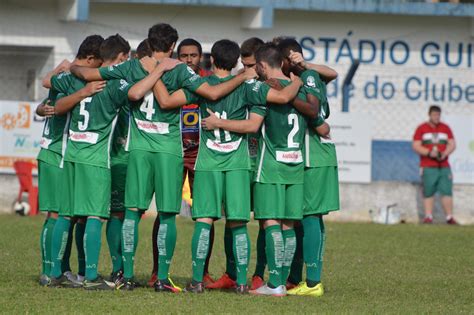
[288,282,324,297]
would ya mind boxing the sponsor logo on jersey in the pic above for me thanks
[306,76,316,87]
[119,79,129,91]
[135,118,169,134]
[69,130,99,144]
[39,137,52,149]
[181,107,199,133]
[206,137,242,153]
[276,150,303,163]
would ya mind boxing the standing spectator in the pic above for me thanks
[413,105,457,224]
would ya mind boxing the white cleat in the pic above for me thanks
[249,284,287,297]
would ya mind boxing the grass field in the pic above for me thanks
[0,214,473,314]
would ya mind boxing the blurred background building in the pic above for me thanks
[0,0,473,223]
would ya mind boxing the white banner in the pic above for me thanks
[444,115,474,185]
[328,112,372,183]
[0,100,44,174]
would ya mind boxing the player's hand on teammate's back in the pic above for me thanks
[266,78,283,90]
[58,59,72,73]
[82,81,106,96]
[157,58,182,72]
[36,100,55,117]
[140,56,157,73]
[290,72,303,86]
[201,108,219,130]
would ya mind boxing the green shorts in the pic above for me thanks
[253,182,303,220]
[38,156,62,213]
[422,167,453,198]
[111,161,127,212]
[125,150,183,213]
[59,161,111,218]
[192,170,250,221]
[303,167,340,216]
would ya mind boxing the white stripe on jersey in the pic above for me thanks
[305,128,310,168]
[256,124,266,183]
[125,112,131,152]
[107,112,119,169]
[60,112,71,169]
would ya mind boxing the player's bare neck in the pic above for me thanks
[152,51,170,62]
[213,68,231,78]
[266,68,289,81]
[73,59,90,68]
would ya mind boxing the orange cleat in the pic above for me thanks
[286,281,298,290]
[250,275,264,290]
[205,273,236,289]
[147,272,157,288]
[203,273,215,287]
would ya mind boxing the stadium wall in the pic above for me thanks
[0,0,472,223]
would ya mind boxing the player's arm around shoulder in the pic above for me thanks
[266,73,303,104]
[54,81,106,115]
[201,108,264,134]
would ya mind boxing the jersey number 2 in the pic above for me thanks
[287,113,299,148]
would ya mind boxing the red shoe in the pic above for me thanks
[147,272,157,288]
[250,275,264,290]
[203,273,215,287]
[205,273,236,289]
[446,217,458,225]
[286,281,298,290]
[422,217,433,224]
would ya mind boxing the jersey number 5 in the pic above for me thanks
[288,113,300,148]
[78,97,92,131]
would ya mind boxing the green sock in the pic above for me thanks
[288,224,304,284]
[281,229,296,285]
[84,218,104,281]
[303,215,325,283]
[265,225,284,287]
[122,209,141,280]
[317,217,326,283]
[40,219,48,275]
[75,221,86,276]
[106,217,123,273]
[191,221,211,282]
[61,222,74,273]
[253,227,266,278]
[224,226,236,280]
[50,216,71,278]
[157,213,177,280]
[232,225,250,286]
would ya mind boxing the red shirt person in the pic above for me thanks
[412,105,457,224]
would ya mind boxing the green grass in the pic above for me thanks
[0,215,473,314]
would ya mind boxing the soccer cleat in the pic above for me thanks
[287,282,324,297]
[286,281,298,290]
[48,274,83,289]
[249,284,287,297]
[235,284,249,294]
[184,281,205,293]
[109,270,123,284]
[39,274,51,287]
[154,278,182,293]
[147,272,157,288]
[203,273,215,287]
[116,278,139,291]
[250,275,264,290]
[446,217,458,225]
[76,274,85,284]
[423,217,433,224]
[205,273,236,289]
[83,276,116,290]
[64,271,83,286]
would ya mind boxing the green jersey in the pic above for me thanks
[37,72,75,164]
[306,115,337,168]
[187,76,269,171]
[110,106,130,164]
[56,76,131,168]
[99,59,206,156]
[301,69,330,119]
[255,79,308,184]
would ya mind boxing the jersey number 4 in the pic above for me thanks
[78,97,92,131]
[140,92,155,120]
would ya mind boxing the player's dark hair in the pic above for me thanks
[272,36,291,46]
[277,38,303,58]
[255,43,283,68]
[211,39,240,71]
[240,37,264,58]
[429,105,441,113]
[99,34,130,61]
[148,23,178,53]
[136,39,152,58]
[76,35,104,59]
[178,38,203,56]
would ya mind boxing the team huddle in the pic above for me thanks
[36,23,340,297]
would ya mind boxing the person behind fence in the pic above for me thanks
[412,105,457,225]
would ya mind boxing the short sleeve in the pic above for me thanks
[183,88,201,105]
[244,80,270,106]
[250,105,267,117]
[99,60,131,80]
[176,64,206,92]
[51,72,72,94]
[302,70,325,101]
[413,125,423,141]
[310,114,325,128]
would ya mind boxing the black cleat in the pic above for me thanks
[236,284,249,294]
[109,270,123,284]
[116,278,140,291]
[184,281,205,293]
[83,276,115,290]
[153,278,182,293]
[48,274,83,289]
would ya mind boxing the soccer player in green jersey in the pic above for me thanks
[50,34,136,290]
[201,43,308,296]
[277,38,340,297]
[41,35,104,288]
